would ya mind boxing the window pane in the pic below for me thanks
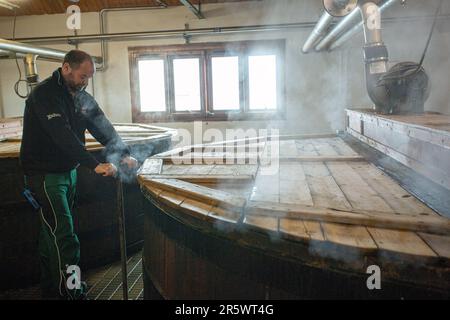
[138,60,166,112]
[211,56,240,111]
[249,55,277,110]
[173,58,201,112]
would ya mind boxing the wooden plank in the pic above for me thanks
[250,173,280,203]
[322,223,377,250]
[312,138,340,156]
[326,162,394,213]
[303,220,326,241]
[184,164,215,175]
[368,228,437,257]
[279,219,310,240]
[208,206,240,224]
[139,183,163,198]
[349,162,437,216]
[326,137,359,156]
[141,175,254,184]
[233,165,259,177]
[158,191,186,208]
[418,233,450,259]
[282,155,364,162]
[141,178,247,209]
[245,201,450,235]
[280,140,298,157]
[179,198,214,220]
[244,216,278,232]
[156,135,337,161]
[302,162,352,211]
[280,162,307,181]
[295,140,319,156]
[160,156,258,165]
[279,163,314,206]
[209,165,240,175]
[137,159,163,175]
[162,165,192,175]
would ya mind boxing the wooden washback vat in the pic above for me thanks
[138,131,450,299]
[0,122,176,289]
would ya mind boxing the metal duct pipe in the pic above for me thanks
[23,54,39,89]
[0,38,103,63]
[330,0,400,50]
[302,11,334,53]
[314,7,362,51]
[360,1,390,111]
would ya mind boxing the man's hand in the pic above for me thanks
[120,156,139,170]
[94,163,118,177]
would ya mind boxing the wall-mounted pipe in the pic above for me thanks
[302,11,334,53]
[360,1,390,110]
[11,22,317,44]
[97,5,167,71]
[0,38,103,63]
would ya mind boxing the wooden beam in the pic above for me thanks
[246,201,450,235]
[138,177,247,209]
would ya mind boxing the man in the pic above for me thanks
[20,50,138,299]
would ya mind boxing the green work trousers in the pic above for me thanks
[26,169,85,299]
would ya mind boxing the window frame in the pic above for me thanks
[129,40,286,123]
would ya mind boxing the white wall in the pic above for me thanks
[0,0,449,138]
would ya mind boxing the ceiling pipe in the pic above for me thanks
[11,22,316,44]
[0,0,19,10]
[302,11,334,53]
[0,38,103,63]
[330,0,400,50]
[314,7,362,51]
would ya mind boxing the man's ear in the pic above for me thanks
[62,62,71,74]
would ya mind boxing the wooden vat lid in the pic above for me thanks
[0,123,177,159]
[138,134,450,292]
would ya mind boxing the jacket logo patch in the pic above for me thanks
[47,113,62,120]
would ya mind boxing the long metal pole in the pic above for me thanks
[12,22,317,44]
[116,177,128,300]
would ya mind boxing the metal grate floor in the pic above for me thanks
[0,251,144,300]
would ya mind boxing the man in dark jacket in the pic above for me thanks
[20,50,137,299]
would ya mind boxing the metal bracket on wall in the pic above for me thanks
[180,0,205,19]
[183,24,192,44]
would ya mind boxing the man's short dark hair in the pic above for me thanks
[63,50,94,69]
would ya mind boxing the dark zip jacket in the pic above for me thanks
[20,68,130,175]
